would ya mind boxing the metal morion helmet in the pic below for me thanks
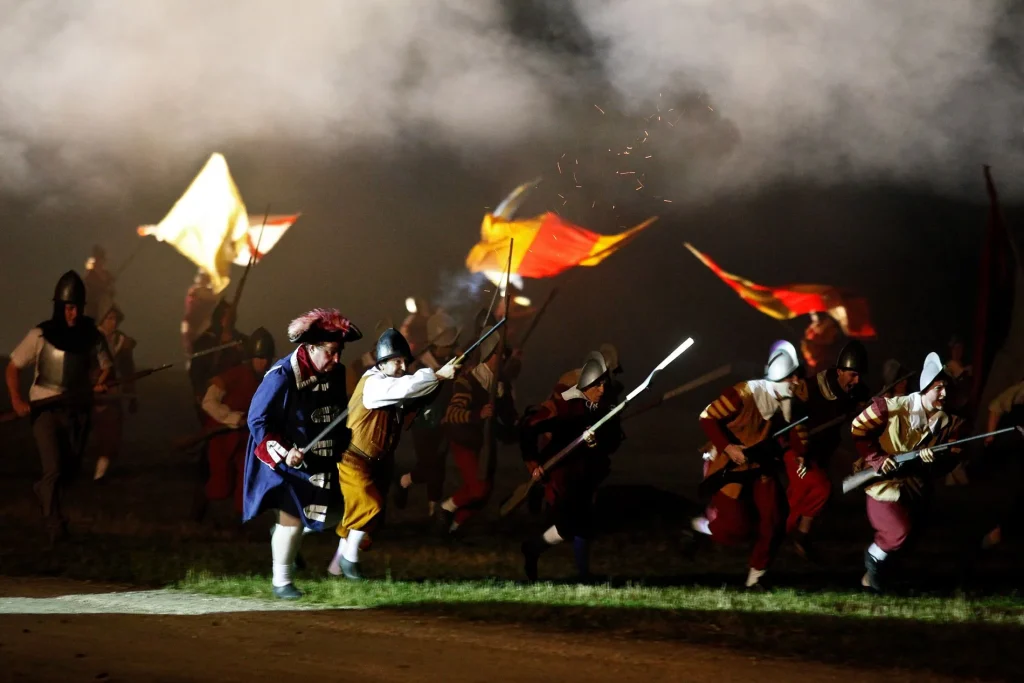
[426,311,458,347]
[248,327,276,360]
[765,340,800,381]
[53,270,86,306]
[836,340,868,375]
[577,351,609,391]
[375,328,413,365]
[919,352,948,391]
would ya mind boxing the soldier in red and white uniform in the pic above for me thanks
[432,332,517,535]
[850,352,963,592]
[692,341,808,589]
[200,328,276,516]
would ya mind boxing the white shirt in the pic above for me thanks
[10,327,112,401]
[361,366,439,409]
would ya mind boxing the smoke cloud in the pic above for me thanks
[0,0,1021,198]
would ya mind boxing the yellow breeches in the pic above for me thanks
[336,453,383,538]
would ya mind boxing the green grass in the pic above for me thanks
[179,571,1024,625]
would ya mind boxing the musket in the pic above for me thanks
[188,340,245,360]
[696,415,810,499]
[295,320,508,462]
[624,364,732,421]
[841,426,1023,494]
[516,287,558,350]
[1,364,173,424]
[500,338,695,517]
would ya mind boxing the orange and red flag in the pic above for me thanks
[685,243,876,338]
[466,212,656,279]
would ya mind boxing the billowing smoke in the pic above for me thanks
[0,0,1021,199]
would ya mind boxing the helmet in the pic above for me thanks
[248,327,276,359]
[765,340,800,381]
[836,340,868,374]
[577,351,609,390]
[375,328,412,365]
[100,303,125,326]
[599,343,623,374]
[919,352,947,391]
[427,311,458,347]
[54,270,86,306]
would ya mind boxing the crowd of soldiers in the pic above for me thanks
[5,255,1024,599]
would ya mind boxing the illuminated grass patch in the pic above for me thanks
[179,571,1024,625]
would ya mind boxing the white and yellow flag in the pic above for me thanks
[138,153,250,294]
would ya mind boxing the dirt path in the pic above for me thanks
[0,578,968,683]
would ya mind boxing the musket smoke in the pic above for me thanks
[0,0,1021,198]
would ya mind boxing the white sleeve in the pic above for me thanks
[989,381,1024,417]
[362,367,439,409]
[201,383,242,426]
[9,328,43,370]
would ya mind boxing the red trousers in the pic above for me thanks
[206,431,246,514]
[449,442,491,525]
[707,475,783,570]
[783,450,831,532]
[866,496,913,552]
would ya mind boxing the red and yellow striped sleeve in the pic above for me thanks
[699,384,744,452]
[443,377,476,425]
[850,397,889,470]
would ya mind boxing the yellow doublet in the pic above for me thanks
[336,375,401,538]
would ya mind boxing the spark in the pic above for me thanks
[572,172,578,184]
[645,155,652,159]
[663,199,673,203]
[560,153,566,159]
[576,185,582,189]
[708,106,714,111]
[591,201,596,208]
[557,193,564,199]
[666,120,674,127]
[642,136,648,143]
[594,104,605,114]
[557,162,562,174]
[644,130,649,137]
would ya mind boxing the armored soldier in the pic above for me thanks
[328,328,459,581]
[182,269,218,357]
[201,327,276,516]
[243,308,361,599]
[850,353,963,592]
[5,271,112,542]
[519,352,623,582]
[394,311,460,516]
[91,303,138,481]
[691,341,808,589]
[786,340,869,557]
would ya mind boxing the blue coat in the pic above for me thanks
[242,350,349,530]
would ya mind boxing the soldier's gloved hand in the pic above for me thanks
[879,457,898,474]
[285,448,305,468]
[478,403,495,420]
[227,411,246,429]
[796,456,808,479]
[583,429,597,447]
[918,447,935,463]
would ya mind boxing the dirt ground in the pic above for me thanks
[0,577,969,683]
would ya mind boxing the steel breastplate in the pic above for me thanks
[36,337,91,392]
